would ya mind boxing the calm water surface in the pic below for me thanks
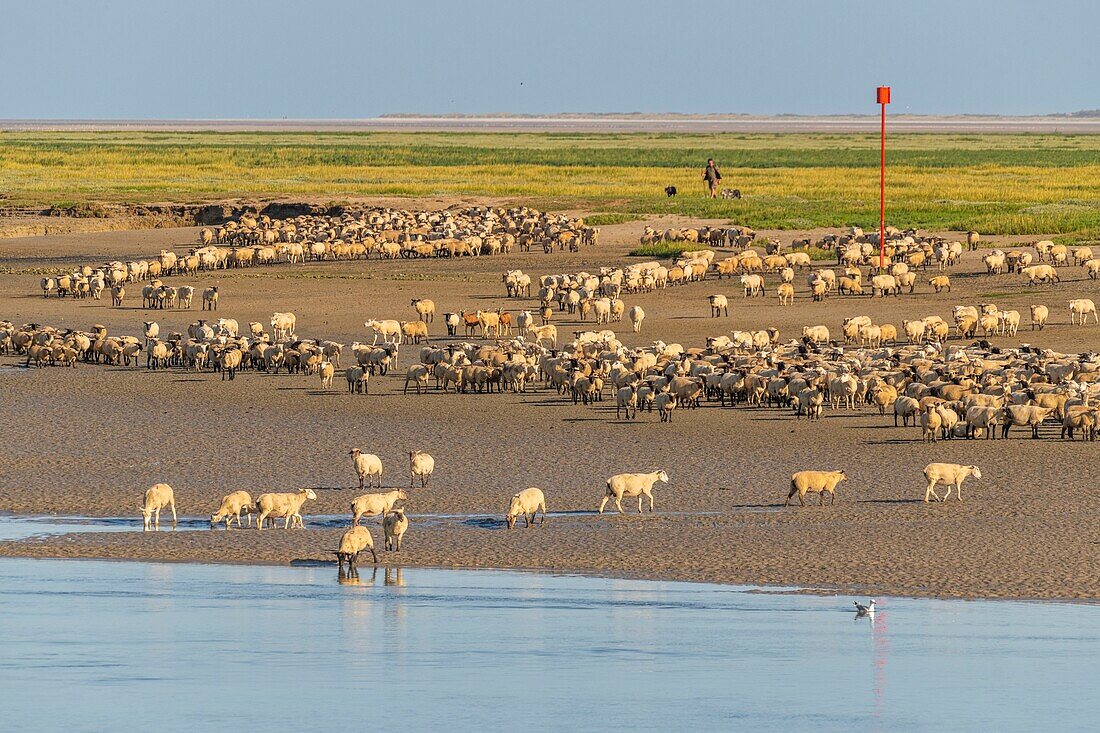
[0,523,1096,732]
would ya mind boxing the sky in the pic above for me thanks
[0,0,1097,119]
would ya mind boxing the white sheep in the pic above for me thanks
[336,525,378,569]
[785,470,847,507]
[349,448,384,489]
[923,463,981,503]
[628,305,645,333]
[210,490,254,529]
[140,483,177,530]
[383,508,409,551]
[598,470,669,514]
[506,487,547,528]
[409,450,435,488]
[350,489,408,526]
[256,488,317,530]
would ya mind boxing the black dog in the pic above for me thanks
[664,185,677,197]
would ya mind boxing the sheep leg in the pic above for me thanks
[940,486,953,502]
[597,496,610,514]
[539,503,547,525]
[955,482,964,502]
[614,496,625,515]
[171,501,177,527]
[647,491,655,513]
[638,495,644,513]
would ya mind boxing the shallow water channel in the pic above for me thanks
[0,516,1095,731]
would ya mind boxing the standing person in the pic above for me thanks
[702,158,722,198]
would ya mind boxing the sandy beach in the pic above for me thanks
[1,211,1098,599]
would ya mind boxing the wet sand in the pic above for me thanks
[2,211,1099,599]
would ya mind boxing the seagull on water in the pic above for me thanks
[854,599,876,618]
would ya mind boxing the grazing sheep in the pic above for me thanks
[351,489,408,525]
[506,487,547,528]
[349,448,383,489]
[923,463,981,502]
[1021,264,1058,285]
[928,275,951,293]
[255,488,317,530]
[383,508,409,551]
[408,450,435,488]
[336,525,378,569]
[785,470,847,507]
[598,470,669,514]
[210,490,254,529]
[140,483,177,530]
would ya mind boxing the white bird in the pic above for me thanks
[854,599,876,618]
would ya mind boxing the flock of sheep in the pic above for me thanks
[37,206,599,303]
[138,444,985,571]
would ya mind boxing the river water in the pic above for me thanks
[0,516,1096,731]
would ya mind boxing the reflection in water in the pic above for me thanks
[385,567,405,586]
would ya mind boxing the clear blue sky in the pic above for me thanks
[1,0,1096,118]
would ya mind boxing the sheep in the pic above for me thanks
[411,298,436,323]
[349,448,384,489]
[318,360,335,389]
[802,325,829,344]
[1030,304,1049,330]
[1070,298,1098,325]
[928,275,951,293]
[443,312,461,337]
[271,312,296,340]
[628,305,645,333]
[741,275,765,298]
[400,320,429,344]
[777,282,795,305]
[201,286,219,311]
[785,470,847,507]
[921,406,942,443]
[615,385,638,420]
[111,284,126,307]
[654,392,676,422]
[403,364,430,394]
[409,450,435,488]
[336,525,378,570]
[1002,404,1054,439]
[709,294,729,317]
[140,483,177,530]
[210,490,254,529]
[365,318,402,344]
[923,463,981,502]
[255,488,317,530]
[506,487,547,528]
[383,508,410,551]
[1021,264,1059,285]
[351,489,408,525]
[598,470,669,514]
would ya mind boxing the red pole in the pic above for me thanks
[876,86,890,270]
[880,100,885,270]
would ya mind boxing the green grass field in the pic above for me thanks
[2,130,1099,238]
